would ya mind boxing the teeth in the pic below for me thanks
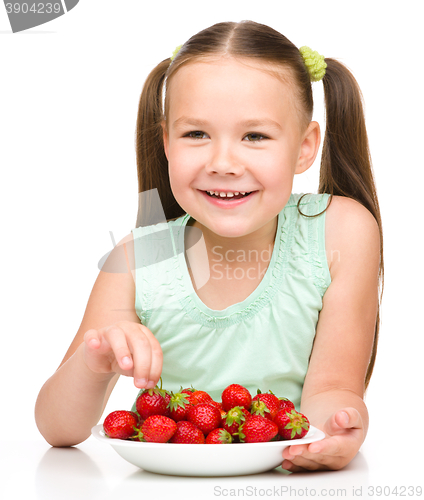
[207,191,247,197]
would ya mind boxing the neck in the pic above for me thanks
[186,216,278,268]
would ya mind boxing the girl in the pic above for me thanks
[35,20,383,472]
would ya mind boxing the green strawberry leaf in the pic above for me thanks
[168,392,190,411]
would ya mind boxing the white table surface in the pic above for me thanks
[2,426,422,500]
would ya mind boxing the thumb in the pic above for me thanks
[84,328,101,349]
[324,408,360,435]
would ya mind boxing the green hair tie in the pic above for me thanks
[170,44,182,62]
[299,46,327,82]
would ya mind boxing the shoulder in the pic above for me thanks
[325,195,380,279]
[101,231,135,274]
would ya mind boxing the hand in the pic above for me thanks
[82,320,163,389]
[281,407,365,471]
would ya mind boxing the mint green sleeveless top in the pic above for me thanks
[130,193,331,410]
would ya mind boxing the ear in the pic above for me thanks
[161,120,169,160]
[295,121,321,175]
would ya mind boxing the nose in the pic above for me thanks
[205,141,243,176]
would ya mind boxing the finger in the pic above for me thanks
[126,327,153,388]
[324,408,361,435]
[308,434,354,458]
[102,325,134,372]
[281,459,324,473]
[285,441,335,464]
[132,328,163,388]
[282,452,341,471]
[143,328,163,386]
[84,329,101,349]
[283,442,346,470]
[281,459,302,472]
[282,444,308,461]
[301,450,346,470]
[335,407,362,429]
[124,323,163,388]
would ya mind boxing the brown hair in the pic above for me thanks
[134,20,383,391]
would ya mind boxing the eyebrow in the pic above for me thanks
[172,116,282,130]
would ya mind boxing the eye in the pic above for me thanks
[244,133,268,143]
[185,131,209,140]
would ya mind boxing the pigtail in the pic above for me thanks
[320,59,375,208]
[135,59,185,227]
[320,58,384,390]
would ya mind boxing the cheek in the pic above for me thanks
[167,148,196,195]
[168,144,204,178]
[248,149,293,183]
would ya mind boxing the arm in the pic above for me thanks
[35,344,120,448]
[34,232,162,447]
[282,196,381,471]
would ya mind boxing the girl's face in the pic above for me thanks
[163,57,319,242]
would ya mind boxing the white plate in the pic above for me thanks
[91,424,325,477]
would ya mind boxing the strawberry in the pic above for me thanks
[103,410,139,440]
[274,409,310,440]
[221,384,252,411]
[135,387,170,420]
[167,391,193,421]
[221,406,251,436]
[237,415,278,443]
[278,397,295,412]
[187,403,221,435]
[163,391,172,417]
[188,390,213,406]
[251,392,280,420]
[169,420,205,444]
[207,400,223,411]
[181,386,196,395]
[206,428,233,444]
[132,415,177,443]
[208,400,226,418]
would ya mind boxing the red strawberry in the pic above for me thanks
[251,392,280,420]
[221,384,252,411]
[207,400,223,411]
[163,391,172,417]
[169,421,205,444]
[135,388,169,420]
[237,415,278,443]
[206,428,233,444]
[167,391,193,421]
[274,409,310,440]
[187,403,221,436]
[278,397,295,412]
[181,386,196,395]
[209,400,226,418]
[103,410,139,440]
[221,406,251,436]
[188,390,213,406]
[132,415,177,443]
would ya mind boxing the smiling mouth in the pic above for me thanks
[202,191,256,200]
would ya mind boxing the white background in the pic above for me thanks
[1,0,423,485]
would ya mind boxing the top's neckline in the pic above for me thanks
[172,197,293,319]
